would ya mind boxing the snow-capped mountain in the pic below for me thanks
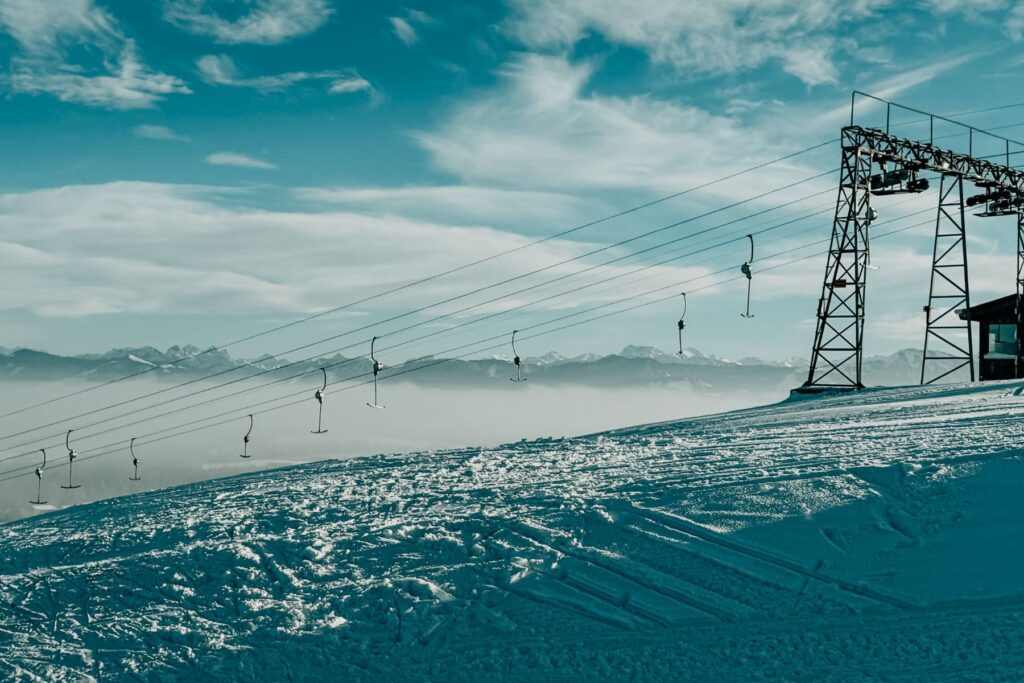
[0,344,945,389]
[3,381,1023,680]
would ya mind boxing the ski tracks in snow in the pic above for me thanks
[2,381,1024,679]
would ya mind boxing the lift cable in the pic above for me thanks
[0,140,839,422]
[0,183,863,458]
[0,197,935,464]
[5,101,1018,424]
[0,213,937,484]
[0,170,839,446]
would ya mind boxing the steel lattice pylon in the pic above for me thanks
[799,92,1024,391]
[921,175,974,384]
[804,128,872,389]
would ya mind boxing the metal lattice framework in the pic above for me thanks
[802,93,1024,391]
[921,175,974,384]
[804,129,872,388]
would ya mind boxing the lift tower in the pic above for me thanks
[801,92,1024,391]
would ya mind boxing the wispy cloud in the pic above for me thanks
[812,54,979,131]
[163,0,333,44]
[295,184,593,230]
[389,9,433,47]
[133,124,190,142]
[412,53,824,199]
[0,1,189,109]
[9,41,190,110]
[196,54,372,95]
[205,152,276,170]
[389,17,418,45]
[502,0,882,86]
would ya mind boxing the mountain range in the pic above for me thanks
[0,344,947,391]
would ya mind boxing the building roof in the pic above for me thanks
[958,294,1016,322]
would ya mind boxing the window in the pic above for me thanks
[989,324,1017,356]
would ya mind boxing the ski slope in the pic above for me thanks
[2,381,1024,680]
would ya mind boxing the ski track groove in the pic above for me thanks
[1,379,1024,679]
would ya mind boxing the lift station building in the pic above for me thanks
[958,295,1020,381]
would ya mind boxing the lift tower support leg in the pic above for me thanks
[921,175,974,385]
[803,128,872,390]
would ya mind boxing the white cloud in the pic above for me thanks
[811,54,978,132]
[1008,3,1024,38]
[134,124,190,142]
[328,77,373,94]
[295,185,593,230]
[389,9,432,46]
[927,0,1009,14]
[501,0,884,86]
[412,53,823,198]
[9,41,191,110]
[196,54,372,95]
[920,0,1024,40]
[389,17,418,45]
[205,152,277,170]
[0,1,189,109]
[164,0,333,44]
[0,182,711,320]
[410,45,973,206]
[0,0,117,53]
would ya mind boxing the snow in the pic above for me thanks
[2,380,1024,680]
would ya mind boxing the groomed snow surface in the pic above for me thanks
[2,381,1024,681]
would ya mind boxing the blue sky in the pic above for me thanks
[3,0,1024,363]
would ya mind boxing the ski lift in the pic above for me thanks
[510,330,526,382]
[129,437,141,481]
[740,234,755,319]
[676,292,688,356]
[366,337,385,409]
[240,414,253,459]
[61,429,81,490]
[30,448,47,505]
[311,367,328,434]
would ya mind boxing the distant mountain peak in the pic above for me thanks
[0,342,941,389]
[619,345,676,361]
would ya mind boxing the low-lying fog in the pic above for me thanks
[0,379,787,522]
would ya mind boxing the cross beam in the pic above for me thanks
[847,125,1024,191]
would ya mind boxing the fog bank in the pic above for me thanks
[0,379,785,522]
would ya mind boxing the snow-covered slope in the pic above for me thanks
[3,382,1024,680]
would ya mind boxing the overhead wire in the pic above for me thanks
[0,202,938,475]
[0,169,840,446]
[7,99,1020,425]
[0,184,942,465]
[0,212,938,487]
[0,139,840,421]
[4,99,1022,489]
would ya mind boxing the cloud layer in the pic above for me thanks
[196,54,371,94]
[0,182,714,324]
[163,0,333,44]
[205,152,277,169]
[413,53,827,200]
[0,1,189,109]
[134,124,190,142]
[502,0,879,86]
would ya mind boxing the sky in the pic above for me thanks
[3,0,1024,364]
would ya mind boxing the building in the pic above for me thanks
[957,295,1021,381]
